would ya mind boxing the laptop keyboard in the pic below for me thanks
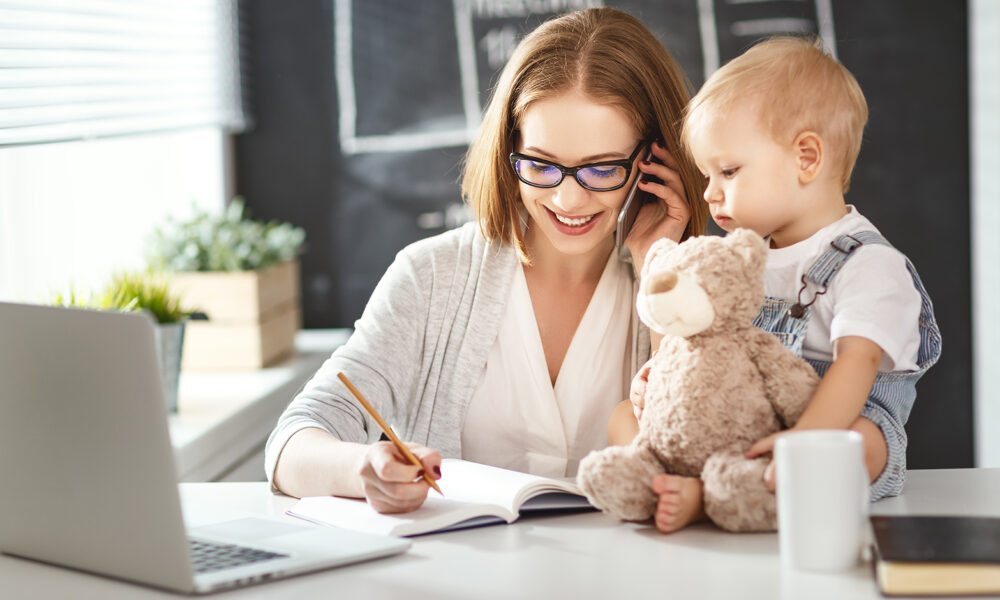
[189,538,289,574]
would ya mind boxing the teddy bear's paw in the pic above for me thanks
[578,446,663,521]
[701,451,777,532]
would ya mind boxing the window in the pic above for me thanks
[0,0,246,301]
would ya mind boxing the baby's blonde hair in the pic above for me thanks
[683,36,868,192]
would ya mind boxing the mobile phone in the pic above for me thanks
[616,147,661,251]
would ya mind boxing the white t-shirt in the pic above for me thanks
[764,206,922,372]
[461,251,633,478]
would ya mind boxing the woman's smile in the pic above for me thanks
[545,206,604,235]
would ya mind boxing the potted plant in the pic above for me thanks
[148,198,306,370]
[51,271,192,412]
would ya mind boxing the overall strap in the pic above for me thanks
[787,231,891,319]
[803,231,891,288]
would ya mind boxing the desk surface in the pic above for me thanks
[3,468,998,599]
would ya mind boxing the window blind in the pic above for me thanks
[0,0,247,146]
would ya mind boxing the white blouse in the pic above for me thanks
[461,251,634,478]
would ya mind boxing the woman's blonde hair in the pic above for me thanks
[683,36,868,192]
[461,7,708,262]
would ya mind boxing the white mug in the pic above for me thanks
[775,430,868,572]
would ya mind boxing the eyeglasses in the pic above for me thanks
[509,139,647,192]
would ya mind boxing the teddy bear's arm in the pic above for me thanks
[746,330,820,428]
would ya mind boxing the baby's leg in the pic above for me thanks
[858,402,906,500]
[652,473,706,533]
[852,416,888,483]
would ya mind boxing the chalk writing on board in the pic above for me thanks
[334,0,602,156]
[698,0,837,80]
[334,0,837,156]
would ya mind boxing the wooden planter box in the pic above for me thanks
[169,260,301,370]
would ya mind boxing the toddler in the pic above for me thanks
[630,37,941,533]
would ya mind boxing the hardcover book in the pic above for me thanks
[870,515,1000,596]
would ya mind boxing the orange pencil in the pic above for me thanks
[336,372,443,495]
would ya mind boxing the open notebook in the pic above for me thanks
[288,459,593,537]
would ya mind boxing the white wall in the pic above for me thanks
[0,127,229,303]
[972,0,1000,467]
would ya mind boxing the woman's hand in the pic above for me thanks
[624,140,692,271]
[358,441,442,514]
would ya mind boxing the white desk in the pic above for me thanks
[3,468,998,599]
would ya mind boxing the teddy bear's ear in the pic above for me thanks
[727,228,767,272]
[640,237,679,280]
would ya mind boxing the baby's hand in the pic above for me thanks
[744,431,782,459]
[745,432,786,493]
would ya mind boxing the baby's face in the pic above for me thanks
[687,104,805,242]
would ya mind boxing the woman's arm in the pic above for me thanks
[273,428,367,498]
[607,354,655,445]
[266,244,435,511]
[608,400,639,445]
[273,427,441,513]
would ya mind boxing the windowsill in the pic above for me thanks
[169,329,350,481]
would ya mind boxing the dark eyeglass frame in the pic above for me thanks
[508,139,648,192]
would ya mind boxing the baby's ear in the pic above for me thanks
[641,238,679,280]
[727,228,767,273]
[794,130,823,184]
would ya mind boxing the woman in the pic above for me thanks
[265,7,708,513]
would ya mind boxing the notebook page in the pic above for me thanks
[437,459,581,513]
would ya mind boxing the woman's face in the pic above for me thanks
[516,89,641,262]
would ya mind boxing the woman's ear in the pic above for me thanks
[793,131,823,184]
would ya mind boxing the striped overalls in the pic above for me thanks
[753,231,942,500]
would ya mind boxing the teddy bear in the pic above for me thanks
[578,228,820,532]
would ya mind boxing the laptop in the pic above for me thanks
[0,302,410,594]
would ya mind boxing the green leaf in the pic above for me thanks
[147,197,306,272]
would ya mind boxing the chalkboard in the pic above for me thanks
[235,0,971,469]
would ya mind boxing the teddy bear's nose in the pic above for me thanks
[648,271,678,294]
